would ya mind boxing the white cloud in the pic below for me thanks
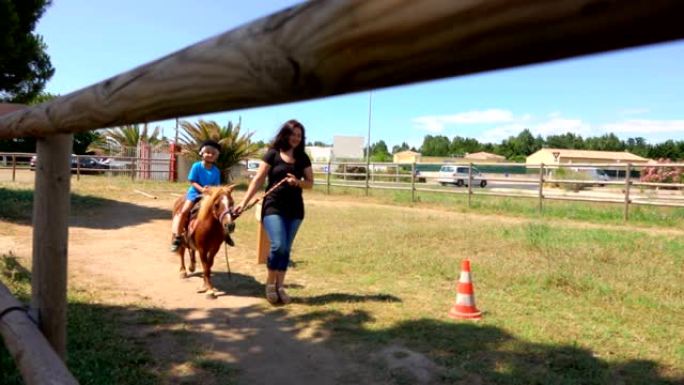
[412,109,514,133]
[477,118,592,143]
[414,108,684,144]
[600,120,684,134]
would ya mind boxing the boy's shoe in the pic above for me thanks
[170,236,182,252]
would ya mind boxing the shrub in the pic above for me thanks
[640,158,683,186]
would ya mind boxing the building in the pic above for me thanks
[306,146,333,162]
[393,150,421,164]
[464,151,506,162]
[526,148,650,167]
[333,135,364,160]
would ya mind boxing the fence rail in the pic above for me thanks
[313,162,684,220]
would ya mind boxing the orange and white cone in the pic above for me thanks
[448,259,482,320]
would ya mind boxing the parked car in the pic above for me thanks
[437,165,487,188]
[30,155,110,174]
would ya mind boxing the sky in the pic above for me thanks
[35,1,684,149]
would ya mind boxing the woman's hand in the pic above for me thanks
[233,202,245,216]
[285,173,301,187]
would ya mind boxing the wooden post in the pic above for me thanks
[131,158,136,181]
[411,162,416,203]
[365,163,370,196]
[538,163,545,214]
[395,165,399,183]
[31,133,73,359]
[343,163,346,181]
[326,160,331,194]
[467,162,473,208]
[624,163,632,222]
[11,154,16,182]
[75,155,80,181]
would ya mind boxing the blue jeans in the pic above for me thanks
[262,215,302,271]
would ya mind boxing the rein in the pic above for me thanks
[231,177,288,219]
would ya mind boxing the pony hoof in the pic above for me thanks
[196,287,209,293]
[179,271,188,279]
[189,264,196,273]
[205,290,217,299]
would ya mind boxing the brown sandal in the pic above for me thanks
[265,284,279,304]
[277,287,291,305]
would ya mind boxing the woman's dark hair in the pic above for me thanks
[271,119,306,156]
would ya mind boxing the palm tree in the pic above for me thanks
[87,123,163,155]
[179,119,260,182]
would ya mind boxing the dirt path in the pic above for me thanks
[0,197,391,385]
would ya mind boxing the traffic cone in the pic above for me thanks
[448,259,482,320]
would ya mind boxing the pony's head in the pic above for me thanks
[197,185,236,246]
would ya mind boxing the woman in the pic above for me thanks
[235,119,313,304]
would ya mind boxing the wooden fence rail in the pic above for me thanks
[0,281,78,385]
[314,162,684,219]
[1,0,684,137]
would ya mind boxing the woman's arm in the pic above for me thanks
[299,166,314,189]
[236,161,270,212]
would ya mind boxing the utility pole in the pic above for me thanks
[365,91,373,195]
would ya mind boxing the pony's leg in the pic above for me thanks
[189,249,196,273]
[197,250,213,295]
[178,246,187,279]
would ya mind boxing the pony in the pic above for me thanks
[172,185,236,297]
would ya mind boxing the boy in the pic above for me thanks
[170,140,222,251]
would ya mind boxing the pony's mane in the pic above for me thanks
[197,186,231,222]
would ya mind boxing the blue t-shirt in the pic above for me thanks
[185,161,221,201]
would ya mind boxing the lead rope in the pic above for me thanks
[231,177,289,219]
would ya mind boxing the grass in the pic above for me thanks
[264,200,684,384]
[1,172,683,384]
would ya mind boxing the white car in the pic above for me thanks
[437,165,487,188]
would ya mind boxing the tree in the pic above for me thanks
[179,119,260,182]
[86,124,163,155]
[392,142,410,154]
[0,0,55,102]
[369,140,391,162]
[420,135,450,156]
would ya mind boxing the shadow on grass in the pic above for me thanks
[0,187,170,229]
[1,255,680,385]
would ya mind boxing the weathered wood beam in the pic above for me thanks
[0,0,683,138]
[31,134,73,359]
[0,282,79,385]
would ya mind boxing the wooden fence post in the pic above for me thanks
[75,155,80,181]
[31,133,73,359]
[411,162,416,203]
[538,163,545,214]
[467,162,473,208]
[11,154,16,182]
[624,163,632,222]
[326,160,331,194]
[365,162,370,196]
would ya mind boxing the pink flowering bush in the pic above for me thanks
[640,158,684,185]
